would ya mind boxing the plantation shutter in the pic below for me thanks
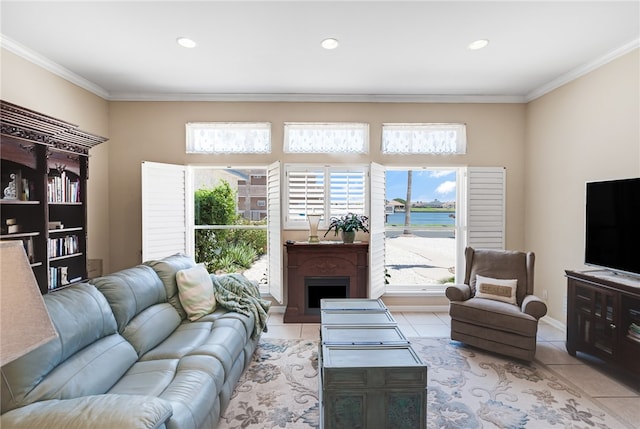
[286,168,325,225]
[329,169,366,217]
[369,162,386,299]
[267,161,283,303]
[141,162,193,261]
[466,167,505,250]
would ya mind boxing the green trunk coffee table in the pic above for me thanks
[319,298,427,429]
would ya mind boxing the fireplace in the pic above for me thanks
[285,242,368,323]
[305,276,350,315]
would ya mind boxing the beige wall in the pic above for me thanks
[108,101,526,271]
[1,48,111,273]
[5,43,638,324]
[525,49,640,322]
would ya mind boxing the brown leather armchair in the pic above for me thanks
[445,247,547,361]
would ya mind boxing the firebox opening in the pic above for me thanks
[305,276,350,315]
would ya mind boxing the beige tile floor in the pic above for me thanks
[264,310,640,425]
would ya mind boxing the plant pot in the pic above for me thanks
[341,231,356,243]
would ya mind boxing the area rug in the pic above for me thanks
[217,338,632,429]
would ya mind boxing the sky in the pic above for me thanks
[386,169,456,203]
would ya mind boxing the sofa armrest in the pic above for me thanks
[1,394,172,429]
[445,284,472,302]
[522,295,548,319]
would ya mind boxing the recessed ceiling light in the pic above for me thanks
[321,38,339,50]
[177,37,197,49]
[468,39,489,50]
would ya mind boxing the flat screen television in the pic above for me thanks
[585,177,640,277]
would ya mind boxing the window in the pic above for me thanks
[186,122,271,153]
[284,165,368,228]
[384,168,458,293]
[382,123,466,154]
[142,162,282,302]
[284,122,369,153]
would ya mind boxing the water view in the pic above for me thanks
[385,211,455,226]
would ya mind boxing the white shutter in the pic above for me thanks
[285,167,325,224]
[141,162,189,261]
[369,162,386,299]
[329,169,366,217]
[267,161,283,303]
[466,167,505,250]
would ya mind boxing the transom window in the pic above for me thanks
[382,123,466,154]
[284,165,367,228]
[284,122,369,154]
[186,122,271,154]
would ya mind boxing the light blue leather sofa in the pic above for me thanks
[1,254,269,429]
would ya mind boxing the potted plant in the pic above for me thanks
[323,213,369,243]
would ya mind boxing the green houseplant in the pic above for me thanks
[323,213,369,243]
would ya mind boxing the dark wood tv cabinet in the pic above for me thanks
[565,270,640,378]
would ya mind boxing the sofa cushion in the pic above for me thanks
[145,254,197,320]
[159,356,222,429]
[449,297,538,337]
[198,308,255,343]
[123,303,182,357]
[474,275,518,305]
[0,394,173,429]
[176,265,216,321]
[91,265,168,333]
[1,284,137,413]
[140,322,216,361]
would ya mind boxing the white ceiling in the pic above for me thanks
[1,1,639,102]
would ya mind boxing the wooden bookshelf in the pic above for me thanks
[0,100,107,293]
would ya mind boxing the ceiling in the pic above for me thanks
[1,1,639,102]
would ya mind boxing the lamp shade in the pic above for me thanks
[1,241,58,366]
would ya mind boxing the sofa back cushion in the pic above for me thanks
[1,284,138,413]
[91,265,168,332]
[145,253,197,320]
[91,265,181,357]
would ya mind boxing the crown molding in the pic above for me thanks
[1,34,110,100]
[525,38,640,102]
[107,92,526,104]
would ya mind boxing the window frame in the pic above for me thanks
[185,122,271,154]
[381,123,467,155]
[283,122,370,154]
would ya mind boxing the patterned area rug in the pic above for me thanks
[217,338,632,429]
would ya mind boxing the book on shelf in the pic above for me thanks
[49,266,70,290]
[47,172,81,203]
[47,235,79,258]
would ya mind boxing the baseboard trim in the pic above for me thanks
[385,305,450,313]
[541,315,566,333]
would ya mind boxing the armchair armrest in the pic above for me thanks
[445,284,472,302]
[1,394,172,429]
[522,295,547,319]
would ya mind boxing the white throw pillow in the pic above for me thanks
[176,264,216,321]
[475,274,518,305]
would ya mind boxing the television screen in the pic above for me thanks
[585,177,640,277]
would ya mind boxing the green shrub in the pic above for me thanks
[194,180,267,275]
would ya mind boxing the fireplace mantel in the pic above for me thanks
[284,242,369,323]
